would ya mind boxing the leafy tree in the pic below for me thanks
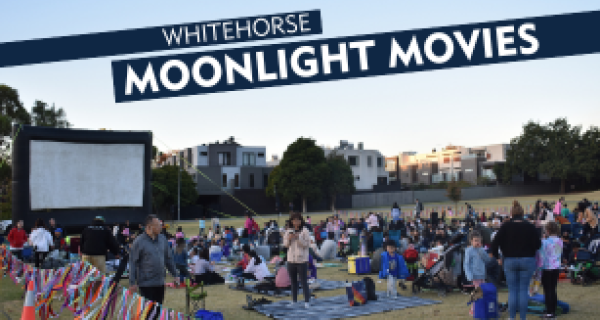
[30,100,71,128]
[446,178,462,214]
[476,176,491,186]
[0,182,11,220]
[326,152,355,211]
[0,85,31,165]
[266,137,328,213]
[503,118,597,193]
[492,163,505,184]
[151,165,197,219]
[152,146,159,159]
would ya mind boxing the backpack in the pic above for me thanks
[472,283,498,319]
[404,249,418,262]
[362,277,378,301]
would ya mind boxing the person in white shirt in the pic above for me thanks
[29,218,54,268]
[318,232,337,260]
[242,251,270,281]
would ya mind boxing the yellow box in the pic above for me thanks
[348,255,357,274]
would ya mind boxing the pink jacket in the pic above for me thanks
[553,201,562,216]
[283,227,310,263]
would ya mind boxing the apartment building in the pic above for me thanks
[323,141,388,191]
[397,144,510,185]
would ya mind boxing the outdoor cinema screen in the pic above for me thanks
[29,141,145,210]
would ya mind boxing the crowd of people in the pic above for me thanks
[2,197,599,319]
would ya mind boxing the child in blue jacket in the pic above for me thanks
[380,240,409,291]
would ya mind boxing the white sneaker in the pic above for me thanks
[305,302,310,308]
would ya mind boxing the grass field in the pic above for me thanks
[1,190,599,319]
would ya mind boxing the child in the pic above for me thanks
[538,222,562,319]
[173,238,189,288]
[379,240,409,297]
[464,231,491,288]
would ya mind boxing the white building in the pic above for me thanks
[322,141,388,191]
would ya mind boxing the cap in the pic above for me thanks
[55,228,62,233]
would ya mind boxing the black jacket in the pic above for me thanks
[490,218,541,259]
[80,222,120,256]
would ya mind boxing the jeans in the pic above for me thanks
[287,262,310,303]
[541,269,559,315]
[503,257,537,319]
[231,267,244,277]
[10,249,23,261]
[34,251,48,268]
[176,264,189,283]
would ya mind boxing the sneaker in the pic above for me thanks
[305,302,310,308]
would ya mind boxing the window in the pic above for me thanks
[348,156,359,166]
[243,152,256,166]
[443,157,450,164]
[257,153,265,158]
[249,174,255,188]
[355,176,360,181]
[222,174,227,187]
[200,151,208,156]
[218,152,231,165]
[453,157,461,162]
[367,156,372,167]
[465,169,473,172]
[377,157,383,167]
[234,174,239,187]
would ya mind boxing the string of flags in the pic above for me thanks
[0,245,192,320]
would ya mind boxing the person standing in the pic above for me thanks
[198,218,205,236]
[283,212,311,308]
[415,199,423,219]
[48,218,65,239]
[80,216,121,274]
[538,222,562,319]
[129,214,178,310]
[7,220,27,260]
[244,212,258,243]
[29,219,53,268]
[391,203,401,222]
[491,201,541,320]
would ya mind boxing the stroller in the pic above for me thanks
[412,243,461,297]
[568,250,599,286]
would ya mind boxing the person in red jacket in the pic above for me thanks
[7,220,28,260]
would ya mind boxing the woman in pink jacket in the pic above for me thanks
[283,212,311,308]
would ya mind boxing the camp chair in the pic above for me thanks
[349,235,360,255]
[372,232,383,251]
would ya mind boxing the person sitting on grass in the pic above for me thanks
[380,239,409,292]
[231,244,251,277]
[318,232,337,260]
[220,238,231,258]
[190,248,224,285]
[242,251,270,282]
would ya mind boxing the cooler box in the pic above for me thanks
[348,256,371,274]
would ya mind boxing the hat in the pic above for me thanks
[55,228,62,233]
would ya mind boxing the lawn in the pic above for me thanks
[1,189,599,319]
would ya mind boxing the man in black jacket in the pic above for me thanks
[80,216,120,274]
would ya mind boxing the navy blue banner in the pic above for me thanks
[0,10,322,68]
[112,10,600,103]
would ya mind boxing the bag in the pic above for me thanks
[346,281,367,306]
[195,309,224,320]
[404,249,418,262]
[471,283,498,319]
[362,277,378,301]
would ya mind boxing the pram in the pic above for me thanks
[411,243,462,297]
[568,250,599,286]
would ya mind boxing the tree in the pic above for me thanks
[152,146,159,160]
[503,118,597,193]
[476,176,491,186]
[492,163,505,184]
[325,152,355,211]
[0,85,31,164]
[266,137,328,213]
[151,165,198,219]
[30,100,72,128]
[446,178,462,214]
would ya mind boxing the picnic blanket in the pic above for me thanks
[253,292,441,319]
[229,279,347,297]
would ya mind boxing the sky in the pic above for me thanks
[1,1,598,159]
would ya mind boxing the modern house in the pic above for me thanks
[159,137,275,216]
[322,141,388,191]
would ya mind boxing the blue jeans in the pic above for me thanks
[176,264,189,283]
[503,257,536,319]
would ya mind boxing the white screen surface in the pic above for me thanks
[30,141,145,210]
